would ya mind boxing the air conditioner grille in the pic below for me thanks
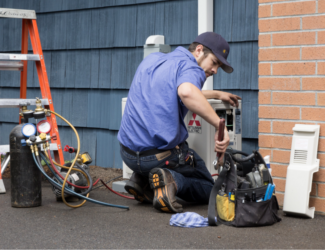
[293,150,308,164]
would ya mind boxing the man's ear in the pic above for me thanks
[195,44,204,58]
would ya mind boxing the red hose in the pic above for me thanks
[46,150,133,199]
[47,150,100,189]
[99,179,135,200]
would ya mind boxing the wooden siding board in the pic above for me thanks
[214,0,233,42]
[110,48,129,89]
[245,0,259,41]
[154,2,165,36]
[98,49,112,89]
[164,0,197,45]
[87,90,102,128]
[50,51,66,89]
[0,70,20,87]
[232,0,246,42]
[60,90,73,127]
[181,0,197,45]
[214,0,258,42]
[214,41,258,90]
[127,47,143,87]
[71,90,88,127]
[96,129,114,168]
[117,0,137,5]
[113,6,137,47]
[81,128,97,165]
[65,51,77,88]
[91,8,115,49]
[90,49,100,89]
[39,0,62,12]
[74,50,91,88]
[251,42,258,90]
[99,90,111,129]
[136,4,156,46]
[0,17,3,50]
[52,12,67,50]
[66,10,91,49]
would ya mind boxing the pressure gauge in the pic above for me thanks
[21,123,37,137]
[37,120,52,134]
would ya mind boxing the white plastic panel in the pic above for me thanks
[283,124,320,218]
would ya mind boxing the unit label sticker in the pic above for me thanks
[188,112,202,134]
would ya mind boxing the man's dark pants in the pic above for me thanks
[120,142,214,204]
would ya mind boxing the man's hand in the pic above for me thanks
[218,92,241,107]
[214,127,230,156]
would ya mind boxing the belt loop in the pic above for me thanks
[136,151,140,165]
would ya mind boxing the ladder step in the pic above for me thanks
[0,143,58,153]
[0,99,49,108]
[0,61,23,71]
[0,53,40,61]
[0,8,36,20]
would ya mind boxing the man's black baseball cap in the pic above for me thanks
[194,32,233,73]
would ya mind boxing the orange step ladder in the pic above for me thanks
[0,8,65,167]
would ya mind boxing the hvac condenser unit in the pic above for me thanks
[122,98,242,178]
[186,99,242,175]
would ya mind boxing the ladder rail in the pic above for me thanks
[27,19,64,165]
[0,11,65,165]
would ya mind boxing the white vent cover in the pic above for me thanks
[290,124,319,166]
[283,124,320,218]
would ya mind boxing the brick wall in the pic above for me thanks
[258,0,325,213]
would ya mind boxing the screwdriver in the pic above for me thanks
[213,118,225,168]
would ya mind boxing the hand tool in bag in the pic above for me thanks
[213,118,226,169]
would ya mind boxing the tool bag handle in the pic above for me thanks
[208,156,230,226]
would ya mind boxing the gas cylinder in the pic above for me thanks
[10,124,42,207]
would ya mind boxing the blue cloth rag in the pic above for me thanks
[170,212,209,228]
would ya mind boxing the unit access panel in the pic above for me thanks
[186,99,242,176]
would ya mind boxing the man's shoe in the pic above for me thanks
[125,172,153,203]
[149,168,183,213]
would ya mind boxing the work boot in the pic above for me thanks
[125,172,153,203]
[149,168,183,213]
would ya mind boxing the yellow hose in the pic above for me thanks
[48,110,89,208]
[43,150,89,180]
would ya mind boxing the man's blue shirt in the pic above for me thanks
[117,46,206,152]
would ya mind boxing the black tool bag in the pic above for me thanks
[208,151,281,227]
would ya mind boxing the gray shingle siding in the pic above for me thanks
[0,0,259,166]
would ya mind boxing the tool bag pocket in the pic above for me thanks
[234,196,280,227]
[216,194,235,222]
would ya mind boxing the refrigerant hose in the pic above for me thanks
[32,152,129,209]
[48,110,85,208]
[40,152,94,196]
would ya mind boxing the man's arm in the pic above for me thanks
[178,82,229,153]
[202,90,241,107]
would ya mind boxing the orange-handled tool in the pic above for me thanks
[213,118,226,167]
